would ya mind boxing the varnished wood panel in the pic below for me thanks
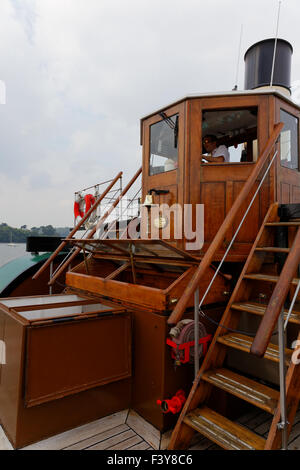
[292,185,300,203]
[201,182,226,241]
[147,184,179,241]
[66,272,167,311]
[232,181,260,243]
[25,315,132,407]
[280,182,290,203]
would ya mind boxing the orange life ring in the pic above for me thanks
[74,201,84,219]
[84,194,96,213]
[74,193,96,222]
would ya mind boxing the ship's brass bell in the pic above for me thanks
[143,194,154,207]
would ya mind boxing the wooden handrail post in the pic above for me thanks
[32,171,123,281]
[48,166,142,286]
[167,122,283,326]
[251,226,300,357]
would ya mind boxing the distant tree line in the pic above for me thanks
[0,223,71,243]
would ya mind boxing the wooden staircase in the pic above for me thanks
[168,203,300,450]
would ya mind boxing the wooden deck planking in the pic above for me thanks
[128,441,151,450]
[287,419,300,443]
[288,410,300,450]
[64,424,130,450]
[0,426,13,450]
[87,430,137,450]
[126,409,161,449]
[289,434,300,450]
[1,407,300,451]
[108,435,144,450]
[189,437,217,450]
[237,410,271,430]
[236,409,263,425]
[253,418,273,436]
[21,410,129,450]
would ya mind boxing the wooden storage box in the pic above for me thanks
[0,294,131,448]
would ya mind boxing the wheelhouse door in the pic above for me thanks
[141,102,185,247]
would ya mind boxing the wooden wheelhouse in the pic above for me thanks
[140,89,300,260]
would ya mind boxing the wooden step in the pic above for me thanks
[255,247,290,253]
[184,406,266,450]
[202,368,279,414]
[217,333,292,365]
[231,301,300,325]
[244,273,300,285]
[265,222,300,226]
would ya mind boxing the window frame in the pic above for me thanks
[279,107,300,172]
[201,106,259,164]
[149,112,179,176]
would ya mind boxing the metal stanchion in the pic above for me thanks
[278,308,288,450]
[49,261,53,295]
[194,288,200,379]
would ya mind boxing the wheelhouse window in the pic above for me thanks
[149,113,178,175]
[280,109,299,170]
[202,108,258,163]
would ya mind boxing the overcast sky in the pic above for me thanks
[1,0,300,228]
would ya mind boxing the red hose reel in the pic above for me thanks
[166,319,211,365]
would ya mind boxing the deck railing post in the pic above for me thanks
[194,288,200,379]
[278,308,288,450]
[49,261,53,295]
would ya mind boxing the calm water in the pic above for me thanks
[0,243,27,267]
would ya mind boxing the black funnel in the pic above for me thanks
[244,38,293,93]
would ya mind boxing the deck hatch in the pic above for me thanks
[24,312,132,407]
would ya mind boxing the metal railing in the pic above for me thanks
[99,186,141,240]
[277,308,288,450]
[32,171,123,282]
[277,275,300,450]
[74,176,123,228]
[47,167,142,286]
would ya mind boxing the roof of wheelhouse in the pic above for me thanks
[140,88,300,144]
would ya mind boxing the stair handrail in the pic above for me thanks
[32,171,123,281]
[167,122,284,325]
[251,227,300,357]
[47,166,142,286]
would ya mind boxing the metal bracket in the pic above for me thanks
[277,420,289,430]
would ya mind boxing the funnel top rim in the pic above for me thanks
[244,38,293,60]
